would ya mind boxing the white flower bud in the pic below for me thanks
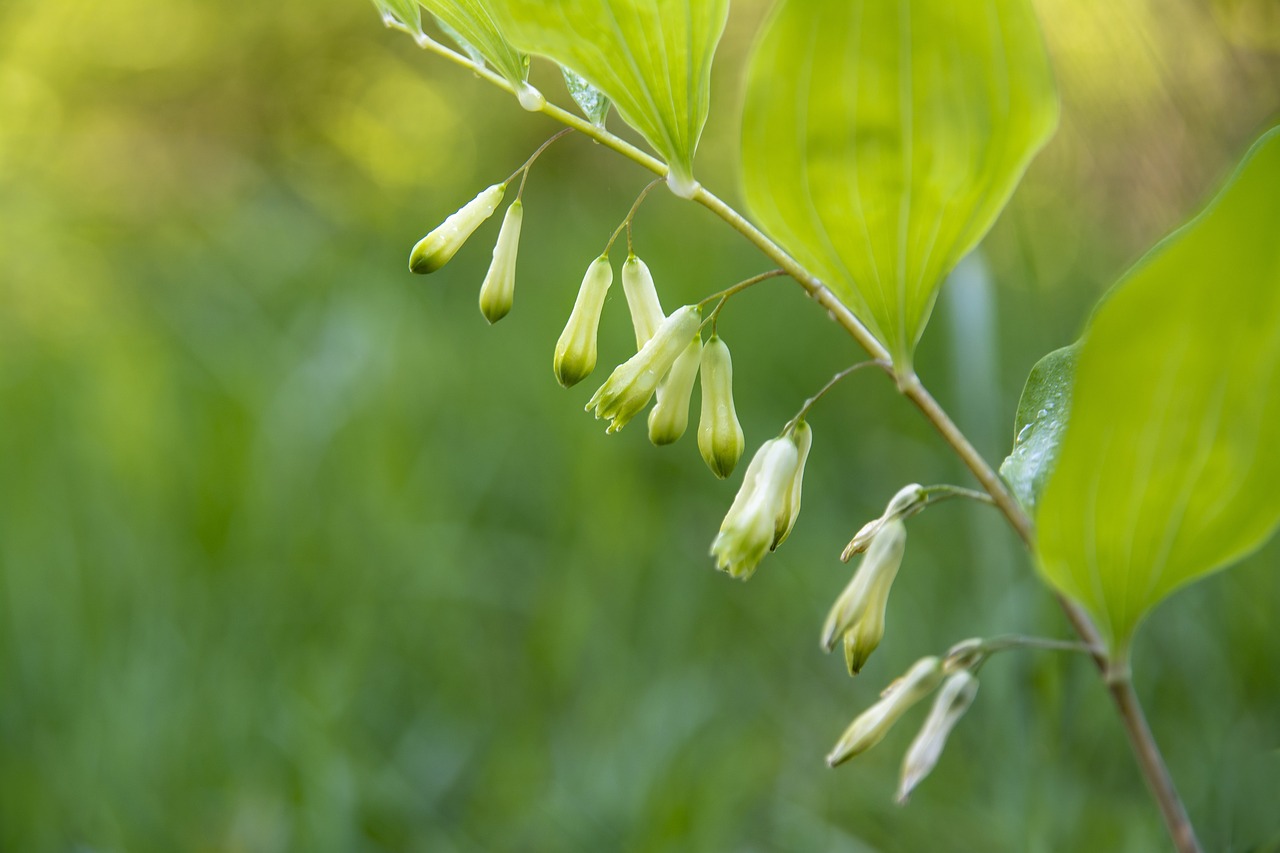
[553,257,614,388]
[772,420,812,550]
[698,335,744,479]
[409,183,505,274]
[648,336,702,445]
[841,483,926,561]
[585,306,701,433]
[478,200,523,324]
[897,671,979,803]
[820,519,907,675]
[710,438,799,580]
[827,656,944,767]
[622,254,666,350]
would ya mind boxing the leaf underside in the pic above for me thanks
[1001,342,1079,515]
[562,67,611,126]
[741,0,1059,368]
[1035,127,1280,654]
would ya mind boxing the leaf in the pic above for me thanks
[436,18,488,68]
[487,0,730,197]
[562,67,611,126]
[417,0,538,107]
[741,0,1059,370]
[1000,343,1078,514]
[372,0,422,35]
[1035,127,1280,656]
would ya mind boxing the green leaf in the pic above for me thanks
[417,0,540,108]
[372,0,423,35]
[1000,343,1078,514]
[741,0,1059,369]
[436,18,488,68]
[1036,127,1280,656]
[562,67,611,126]
[487,0,730,197]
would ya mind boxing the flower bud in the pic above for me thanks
[827,656,944,767]
[710,438,799,580]
[697,335,744,479]
[648,336,702,445]
[585,306,701,433]
[478,200,523,324]
[897,671,979,803]
[553,257,614,388]
[820,519,907,675]
[943,638,986,673]
[622,254,666,350]
[841,483,926,561]
[772,420,812,550]
[409,183,505,274]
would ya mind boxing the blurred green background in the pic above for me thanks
[1,1,1278,850]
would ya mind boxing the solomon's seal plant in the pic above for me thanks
[367,1,1280,849]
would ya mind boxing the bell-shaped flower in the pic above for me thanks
[827,656,944,767]
[585,306,701,433]
[409,183,505,274]
[710,437,799,580]
[622,254,665,349]
[478,199,523,324]
[842,483,926,561]
[553,257,614,388]
[698,334,745,479]
[772,420,812,550]
[647,337,701,445]
[897,670,979,803]
[821,519,907,675]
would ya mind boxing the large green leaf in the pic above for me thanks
[417,0,538,107]
[1036,128,1280,657]
[741,0,1059,369]
[487,0,730,197]
[1000,342,1078,515]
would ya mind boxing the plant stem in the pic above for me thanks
[1110,676,1203,853]
[404,32,1203,852]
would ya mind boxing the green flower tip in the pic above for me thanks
[553,257,614,388]
[409,183,505,275]
[697,335,744,479]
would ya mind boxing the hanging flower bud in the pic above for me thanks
[942,638,987,673]
[409,183,505,274]
[647,337,701,445]
[622,254,666,349]
[820,519,907,675]
[710,437,799,580]
[842,483,926,561]
[897,670,980,803]
[698,335,745,479]
[553,257,614,388]
[585,306,701,433]
[827,656,944,767]
[477,200,523,324]
[772,420,812,550]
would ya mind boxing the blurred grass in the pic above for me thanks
[1,1,1278,851]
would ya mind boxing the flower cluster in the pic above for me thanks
[402,136,1022,808]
